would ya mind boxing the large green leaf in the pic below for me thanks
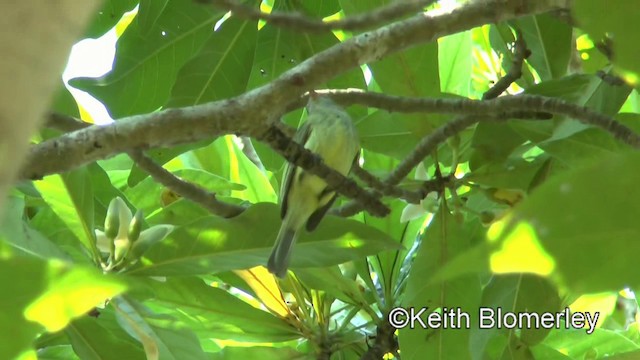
[495,151,640,293]
[572,1,640,78]
[66,317,145,360]
[469,120,526,171]
[113,297,208,360]
[166,15,259,107]
[209,346,305,360]
[34,168,97,261]
[70,0,223,118]
[0,196,69,261]
[23,263,127,333]
[544,328,639,359]
[126,202,400,276]
[0,255,126,359]
[142,277,298,342]
[439,31,473,97]
[356,111,418,160]
[137,0,170,36]
[512,14,572,80]
[399,208,481,360]
[469,274,560,359]
[361,199,425,302]
[84,0,138,38]
[0,256,48,360]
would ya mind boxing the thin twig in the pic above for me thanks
[127,149,246,217]
[204,0,435,33]
[482,29,529,100]
[351,166,450,204]
[293,90,638,148]
[334,112,549,217]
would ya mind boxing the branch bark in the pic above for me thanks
[20,0,568,180]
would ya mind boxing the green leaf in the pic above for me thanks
[127,203,400,276]
[23,263,127,332]
[209,346,305,360]
[469,120,526,171]
[295,267,369,306]
[544,328,639,359]
[497,151,640,293]
[166,15,258,107]
[0,196,70,260]
[51,85,80,119]
[439,31,473,97]
[35,345,80,360]
[513,14,572,80]
[142,277,298,342]
[66,317,145,360]
[113,296,209,360]
[529,344,572,360]
[399,207,481,360]
[226,136,277,203]
[466,157,548,190]
[84,0,138,38]
[572,1,640,77]
[34,168,97,261]
[357,111,417,159]
[0,256,48,360]
[469,274,560,358]
[70,0,223,118]
[361,199,425,302]
[138,0,169,36]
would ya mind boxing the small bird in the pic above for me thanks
[267,92,360,278]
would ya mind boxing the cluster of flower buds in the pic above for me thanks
[96,197,173,271]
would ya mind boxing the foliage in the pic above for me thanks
[4,0,640,359]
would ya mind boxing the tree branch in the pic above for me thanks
[482,29,529,100]
[204,0,436,33]
[22,0,578,220]
[45,112,247,218]
[127,149,246,217]
[21,0,567,182]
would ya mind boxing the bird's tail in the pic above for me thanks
[267,226,297,278]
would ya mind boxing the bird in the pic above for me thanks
[267,92,360,278]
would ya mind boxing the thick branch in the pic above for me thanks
[21,0,567,182]
[45,113,246,218]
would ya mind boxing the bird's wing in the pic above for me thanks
[306,191,336,231]
[280,120,313,219]
[306,151,359,231]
